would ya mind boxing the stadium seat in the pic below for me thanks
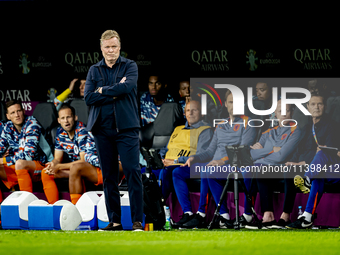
[326,96,340,123]
[0,101,6,122]
[140,102,185,149]
[32,102,59,147]
[70,99,88,126]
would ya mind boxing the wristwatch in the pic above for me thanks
[174,159,178,164]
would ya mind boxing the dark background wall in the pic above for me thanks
[1,2,339,114]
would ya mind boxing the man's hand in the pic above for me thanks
[69,78,78,91]
[97,77,125,95]
[285,161,306,166]
[317,145,326,153]
[250,142,263,150]
[182,157,194,167]
[162,159,174,167]
[43,161,59,175]
[207,159,225,166]
[273,146,281,153]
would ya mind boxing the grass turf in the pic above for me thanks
[1,229,340,255]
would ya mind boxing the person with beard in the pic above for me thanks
[42,104,87,204]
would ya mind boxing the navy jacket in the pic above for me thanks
[84,57,140,132]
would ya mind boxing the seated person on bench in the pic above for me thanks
[285,93,340,229]
[183,90,257,229]
[244,100,303,230]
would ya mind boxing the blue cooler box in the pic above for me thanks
[75,191,103,230]
[27,199,82,230]
[1,191,38,230]
[28,200,54,230]
[97,191,145,230]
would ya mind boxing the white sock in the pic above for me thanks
[184,211,193,216]
[220,213,230,220]
[243,213,252,222]
[197,211,206,217]
[301,211,312,222]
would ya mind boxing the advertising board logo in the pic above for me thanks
[136,54,152,66]
[294,49,331,70]
[191,50,229,71]
[19,53,30,74]
[246,49,258,71]
[65,52,100,73]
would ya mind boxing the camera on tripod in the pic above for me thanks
[140,147,164,171]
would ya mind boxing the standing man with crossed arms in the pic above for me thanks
[84,30,143,231]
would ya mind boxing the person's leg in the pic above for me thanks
[172,166,192,213]
[241,170,257,216]
[116,128,143,224]
[207,177,229,215]
[305,178,325,216]
[256,178,275,222]
[197,169,210,214]
[161,165,178,200]
[281,172,297,221]
[69,162,98,204]
[15,159,36,192]
[93,128,121,225]
[1,158,18,190]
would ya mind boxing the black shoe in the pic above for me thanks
[219,216,235,229]
[271,219,291,229]
[182,213,206,229]
[286,216,313,229]
[245,220,277,229]
[239,214,252,228]
[132,221,143,231]
[294,175,311,194]
[98,223,123,231]
[172,213,195,229]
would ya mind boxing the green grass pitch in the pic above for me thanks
[1,229,340,255]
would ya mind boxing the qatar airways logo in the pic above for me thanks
[200,84,311,127]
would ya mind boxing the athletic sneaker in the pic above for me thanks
[132,222,144,231]
[286,216,313,229]
[172,213,195,229]
[245,220,277,230]
[98,223,123,231]
[239,215,252,228]
[271,219,291,229]
[182,213,206,229]
[219,217,235,229]
[294,175,311,194]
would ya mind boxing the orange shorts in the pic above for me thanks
[1,157,18,189]
[95,167,103,186]
[1,158,45,189]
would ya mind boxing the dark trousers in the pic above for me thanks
[256,177,296,214]
[93,128,143,223]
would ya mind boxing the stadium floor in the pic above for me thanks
[1,229,340,255]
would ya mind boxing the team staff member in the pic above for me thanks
[84,30,143,231]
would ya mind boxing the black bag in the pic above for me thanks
[142,171,166,230]
[140,146,166,230]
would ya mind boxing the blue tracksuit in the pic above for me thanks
[193,116,257,214]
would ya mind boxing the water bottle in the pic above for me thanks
[164,206,171,230]
[298,206,303,216]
